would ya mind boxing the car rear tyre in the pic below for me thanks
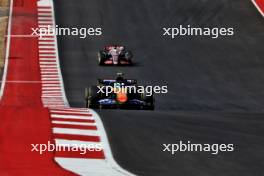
[124,51,133,59]
[85,86,99,108]
[140,93,155,110]
[98,50,108,65]
[98,52,104,65]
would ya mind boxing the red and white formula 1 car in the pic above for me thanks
[98,45,133,66]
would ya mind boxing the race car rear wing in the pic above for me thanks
[98,79,137,85]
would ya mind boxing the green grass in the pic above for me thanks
[0,17,7,68]
[0,0,9,7]
[0,0,9,68]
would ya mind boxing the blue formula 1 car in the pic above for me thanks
[84,73,154,110]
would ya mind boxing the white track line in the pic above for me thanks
[53,128,98,136]
[0,0,13,99]
[52,121,95,126]
[51,108,91,112]
[51,114,94,120]
[251,0,264,17]
[39,42,55,44]
[50,110,91,115]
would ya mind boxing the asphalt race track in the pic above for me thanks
[54,1,264,175]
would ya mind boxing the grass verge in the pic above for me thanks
[0,0,9,72]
